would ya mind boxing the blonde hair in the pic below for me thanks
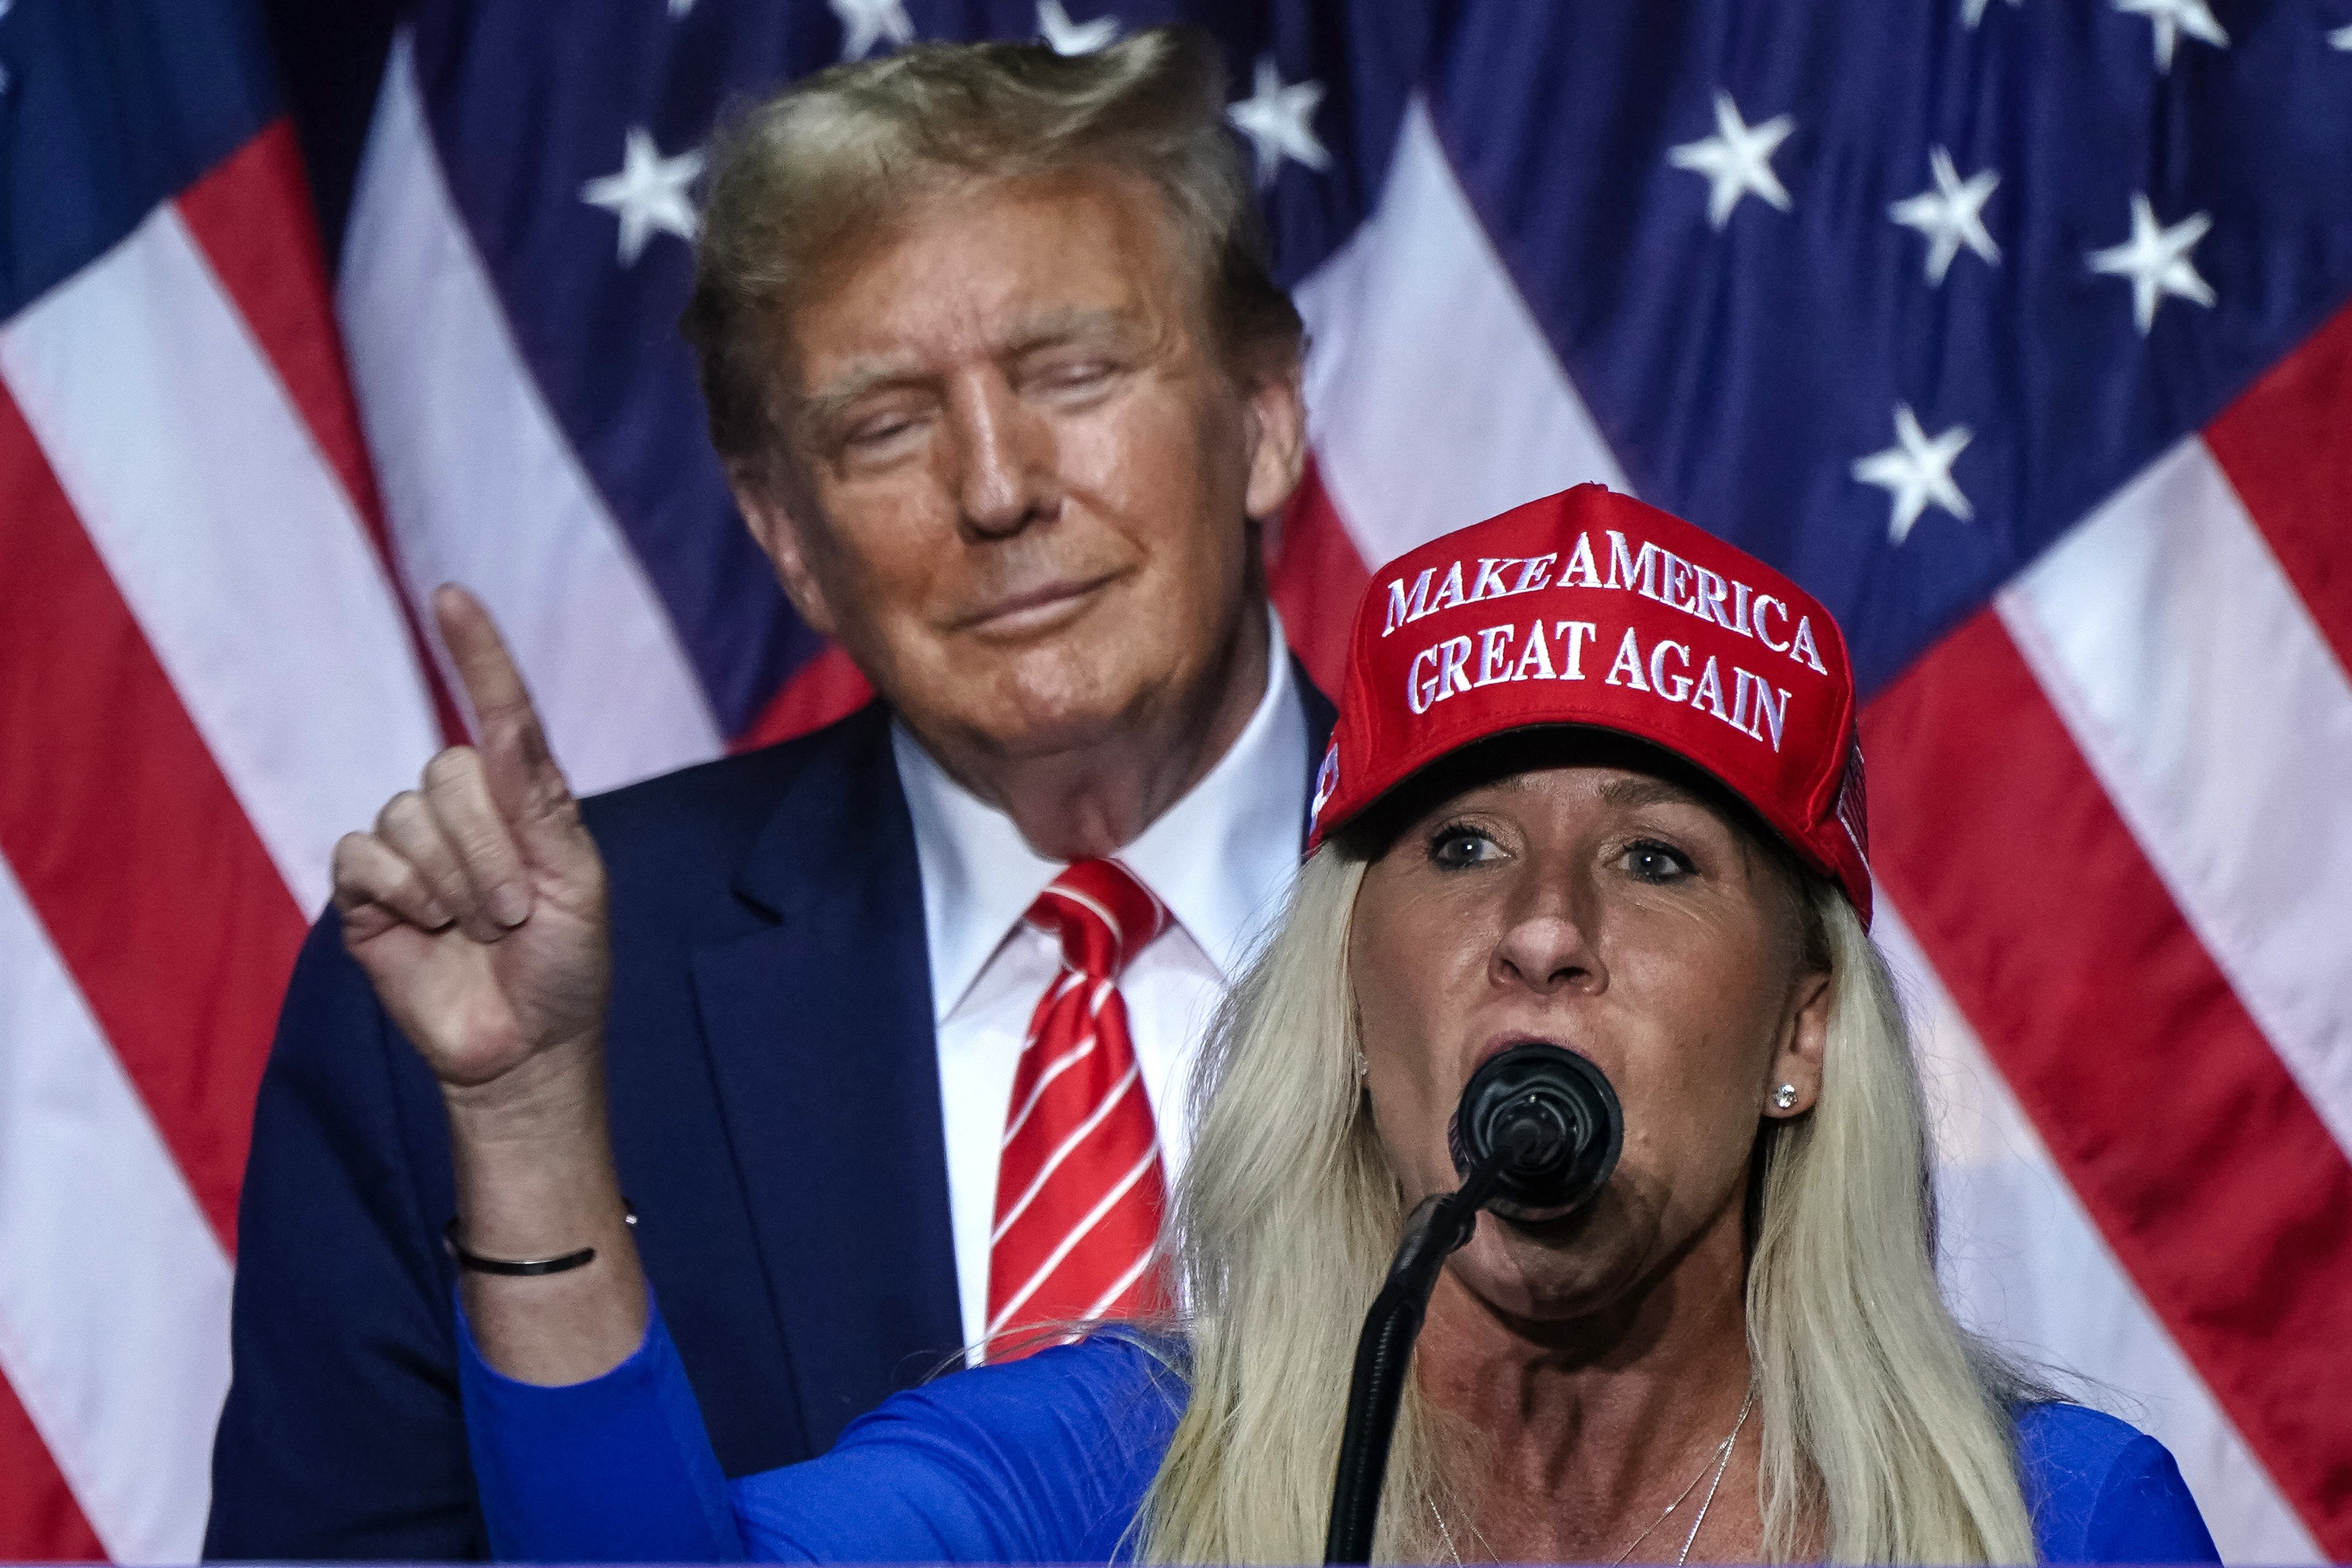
[1138,847,2044,1564]
[682,27,1303,462]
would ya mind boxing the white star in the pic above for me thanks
[830,0,915,61]
[1889,147,2001,285]
[580,127,704,267]
[1227,57,1329,187]
[1037,0,1119,54]
[2331,21,2352,47]
[1963,0,2021,27]
[668,0,694,16]
[2114,0,2228,71]
[2088,194,2216,335]
[1668,93,1796,229]
[1853,405,1975,546]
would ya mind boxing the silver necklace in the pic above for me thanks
[1429,1499,1467,1566]
[1426,1385,1756,1567]
[1616,1384,1757,1567]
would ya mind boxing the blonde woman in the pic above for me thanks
[395,488,2216,1564]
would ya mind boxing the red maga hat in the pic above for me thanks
[1307,484,1873,923]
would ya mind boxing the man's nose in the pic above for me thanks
[942,371,1057,539]
[1491,881,1606,996]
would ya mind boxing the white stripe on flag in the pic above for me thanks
[1997,436,2352,1158]
[0,855,231,1563]
[341,32,723,795]
[0,207,440,916]
[1294,95,1629,566]
[1874,895,2320,1564]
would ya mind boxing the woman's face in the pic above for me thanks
[1346,757,1830,1326]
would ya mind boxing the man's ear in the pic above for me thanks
[730,465,839,639]
[1763,965,1832,1119]
[1239,354,1308,524]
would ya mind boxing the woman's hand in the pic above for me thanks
[332,584,645,1385]
[331,585,609,1093]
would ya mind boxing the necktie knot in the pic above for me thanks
[1027,859,1169,981]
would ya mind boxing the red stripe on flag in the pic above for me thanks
[173,119,465,747]
[732,642,877,752]
[2205,298,2352,677]
[0,389,306,1249]
[0,1373,105,1560]
[1865,609,2352,1553]
[1266,453,1369,701]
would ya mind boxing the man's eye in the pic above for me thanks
[1428,825,1498,869]
[1031,359,1113,393]
[845,416,917,449]
[1623,841,1693,883]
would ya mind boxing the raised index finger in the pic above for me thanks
[436,584,537,737]
[433,584,576,852]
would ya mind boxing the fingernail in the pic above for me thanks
[422,898,453,929]
[489,884,531,928]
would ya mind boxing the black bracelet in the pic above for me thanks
[444,1205,636,1276]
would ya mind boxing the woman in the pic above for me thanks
[420,486,2216,1563]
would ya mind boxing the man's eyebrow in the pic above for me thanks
[997,305,1132,353]
[798,354,926,433]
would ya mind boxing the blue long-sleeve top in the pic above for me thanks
[458,1295,2221,1563]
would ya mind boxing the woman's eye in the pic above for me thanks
[1428,825,1499,869]
[1623,840,1693,883]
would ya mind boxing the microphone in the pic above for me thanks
[1323,1045,1623,1564]
[1446,1043,1623,1223]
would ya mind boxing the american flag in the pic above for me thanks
[3,0,2347,1558]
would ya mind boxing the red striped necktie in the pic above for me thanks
[986,858,1172,1353]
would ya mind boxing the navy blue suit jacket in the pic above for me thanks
[205,677,1335,1561]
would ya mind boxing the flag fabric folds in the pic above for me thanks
[0,0,446,1556]
[2,0,2348,1559]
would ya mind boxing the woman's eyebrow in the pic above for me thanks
[1596,775,1704,813]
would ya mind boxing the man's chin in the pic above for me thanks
[906,654,1149,762]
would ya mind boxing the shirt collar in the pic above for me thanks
[892,609,1309,1024]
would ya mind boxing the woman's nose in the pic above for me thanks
[1491,898,1605,996]
[943,371,1057,538]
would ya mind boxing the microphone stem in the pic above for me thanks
[1321,1139,1515,1566]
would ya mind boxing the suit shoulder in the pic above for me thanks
[578,702,892,869]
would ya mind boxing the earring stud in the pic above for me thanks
[1773,1083,1799,1111]
[1354,1051,1369,1082]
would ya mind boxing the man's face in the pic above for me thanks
[740,167,1304,766]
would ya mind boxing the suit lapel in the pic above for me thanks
[691,656,1329,1456]
[690,710,962,1458]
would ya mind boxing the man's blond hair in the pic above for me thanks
[682,27,1303,463]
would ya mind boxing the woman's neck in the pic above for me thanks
[1410,1203,1762,1562]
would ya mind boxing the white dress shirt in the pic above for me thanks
[891,618,1309,1349]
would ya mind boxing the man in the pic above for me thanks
[205,30,1332,1558]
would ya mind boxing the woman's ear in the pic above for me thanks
[1763,965,1832,1118]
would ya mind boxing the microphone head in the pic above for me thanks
[1446,1044,1624,1222]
